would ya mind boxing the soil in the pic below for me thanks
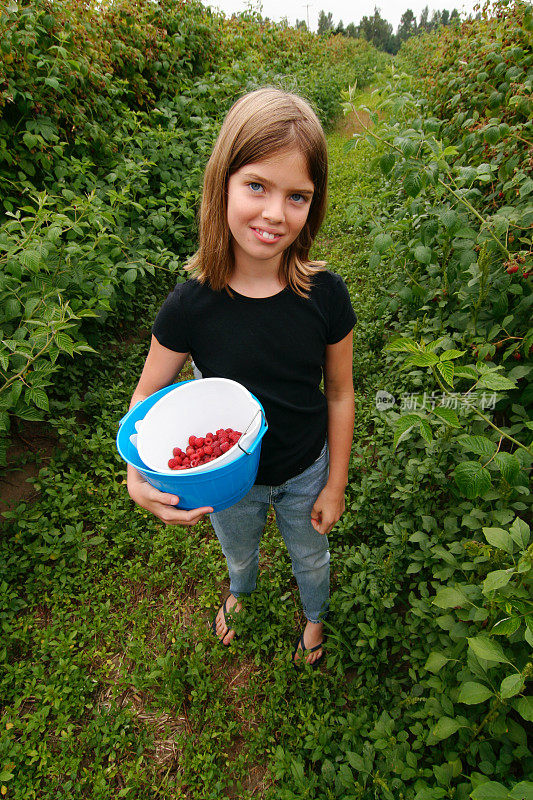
[336,107,376,137]
[0,420,59,516]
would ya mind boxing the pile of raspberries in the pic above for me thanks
[167,428,242,470]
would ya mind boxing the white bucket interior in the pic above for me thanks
[136,378,262,474]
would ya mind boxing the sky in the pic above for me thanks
[206,0,481,32]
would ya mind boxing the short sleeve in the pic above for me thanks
[327,273,357,344]
[151,281,191,353]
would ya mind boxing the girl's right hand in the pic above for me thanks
[127,468,213,526]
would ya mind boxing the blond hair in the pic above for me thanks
[186,88,327,296]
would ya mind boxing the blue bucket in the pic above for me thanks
[116,382,268,512]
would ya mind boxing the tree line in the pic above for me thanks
[296,5,461,54]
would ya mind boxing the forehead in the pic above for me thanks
[235,148,314,189]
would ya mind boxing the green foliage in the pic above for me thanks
[0,0,384,459]
[333,1,532,797]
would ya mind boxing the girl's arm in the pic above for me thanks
[311,330,354,535]
[127,335,214,526]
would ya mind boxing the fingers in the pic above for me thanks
[158,504,214,526]
[311,507,337,535]
[151,489,179,506]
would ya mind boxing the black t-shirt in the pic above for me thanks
[152,270,356,486]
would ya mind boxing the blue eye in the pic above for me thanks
[291,193,306,203]
[249,182,263,192]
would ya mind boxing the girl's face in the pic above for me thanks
[226,148,314,274]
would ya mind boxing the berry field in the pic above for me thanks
[0,1,531,798]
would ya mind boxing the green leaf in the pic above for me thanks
[471,783,511,800]
[425,652,450,673]
[509,518,530,549]
[437,360,455,386]
[379,153,395,175]
[419,418,432,443]
[404,170,423,197]
[458,435,497,457]
[54,332,75,356]
[467,636,510,664]
[346,751,366,772]
[23,132,39,149]
[414,245,432,264]
[432,406,461,427]
[484,126,501,145]
[454,366,479,380]
[384,337,419,353]
[430,716,460,740]
[440,208,459,230]
[457,681,493,704]
[124,269,137,284]
[477,372,517,391]
[483,569,514,594]
[374,233,393,253]
[21,250,42,271]
[440,349,465,361]
[500,673,525,699]
[493,453,521,485]
[513,696,533,722]
[393,414,420,448]
[28,387,49,411]
[404,352,439,367]
[44,76,61,90]
[491,617,520,636]
[483,527,514,553]
[454,461,492,499]
[433,586,469,609]
[509,781,533,800]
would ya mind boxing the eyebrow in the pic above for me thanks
[242,172,314,196]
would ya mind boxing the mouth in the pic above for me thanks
[252,227,283,242]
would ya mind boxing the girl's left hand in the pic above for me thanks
[311,485,346,535]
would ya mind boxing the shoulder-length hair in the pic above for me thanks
[186,87,328,296]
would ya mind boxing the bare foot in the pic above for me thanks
[214,594,242,646]
[292,620,324,665]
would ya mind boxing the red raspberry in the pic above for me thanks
[173,447,183,457]
[168,458,179,469]
[216,429,225,437]
[196,447,205,457]
[196,437,205,448]
[213,446,222,457]
[220,441,231,453]
[507,265,519,274]
[190,457,199,467]
[204,445,213,455]
[188,435,197,447]
[186,446,195,456]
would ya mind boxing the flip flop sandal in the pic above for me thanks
[211,597,240,644]
[291,631,326,670]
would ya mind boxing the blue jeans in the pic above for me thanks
[209,441,330,624]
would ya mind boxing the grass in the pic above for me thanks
[0,112,397,800]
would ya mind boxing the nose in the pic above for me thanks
[262,194,285,223]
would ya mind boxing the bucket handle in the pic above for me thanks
[237,408,266,456]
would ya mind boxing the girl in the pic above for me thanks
[127,88,356,669]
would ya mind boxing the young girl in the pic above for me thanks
[127,88,356,669]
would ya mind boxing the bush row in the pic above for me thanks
[0,0,386,462]
[322,2,532,797]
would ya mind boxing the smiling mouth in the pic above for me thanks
[252,227,282,241]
